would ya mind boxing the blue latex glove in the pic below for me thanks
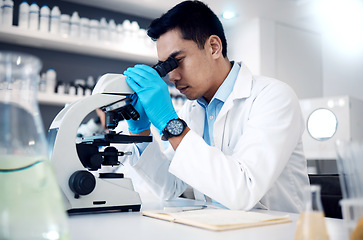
[126,94,151,133]
[124,65,178,132]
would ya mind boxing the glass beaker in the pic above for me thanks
[336,140,363,199]
[294,185,330,240]
[336,140,363,239]
[0,52,70,239]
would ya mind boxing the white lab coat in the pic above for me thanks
[130,62,310,213]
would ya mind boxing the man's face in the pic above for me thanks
[156,29,217,101]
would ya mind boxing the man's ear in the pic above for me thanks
[207,35,223,59]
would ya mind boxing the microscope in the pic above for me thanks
[48,57,178,214]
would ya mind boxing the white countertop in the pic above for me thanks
[68,195,347,240]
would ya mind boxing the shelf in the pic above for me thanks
[37,92,83,106]
[0,26,157,63]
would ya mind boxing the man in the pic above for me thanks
[123,0,310,213]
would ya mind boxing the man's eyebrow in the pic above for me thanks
[157,51,183,62]
[170,50,183,59]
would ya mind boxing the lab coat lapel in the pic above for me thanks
[213,62,253,148]
[188,102,205,137]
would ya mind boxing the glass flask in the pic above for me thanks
[0,52,70,240]
[294,185,329,240]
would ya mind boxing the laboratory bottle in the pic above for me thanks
[108,19,117,43]
[56,81,65,95]
[70,11,80,38]
[2,0,13,26]
[50,6,61,34]
[116,23,123,45]
[39,72,47,92]
[60,14,70,37]
[122,19,132,47]
[28,2,39,30]
[68,85,76,96]
[130,21,140,43]
[99,17,108,42]
[0,0,3,25]
[89,19,99,41]
[138,28,147,51]
[0,51,70,239]
[46,68,57,94]
[294,185,329,240]
[18,1,29,29]
[80,17,89,39]
[39,4,50,32]
[86,75,95,89]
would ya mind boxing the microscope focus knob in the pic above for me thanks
[69,170,96,197]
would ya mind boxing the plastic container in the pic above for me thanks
[18,1,29,29]
[76,86,84,96]
[122,19,132,47]
[86,75,95,89]
[60,14,70,37]
[130,20,140,49]
[70,11,80,38]
[89,19,99,41]
[0,51,70,240]
[68,85,76,96]
[38,72,46,92]
[28,2,39,30]
[84,88,92,96]
[116,23,123,45]
[46,68,56,94]
[2,0,14,26]
[0,0,3,25]
[80,17,89,39]
[50,6,61,34]
[99,17,108,42]
[108,19,117,43]
[137,29,147,51]
[39,5,50,32]
[56,81,65,95]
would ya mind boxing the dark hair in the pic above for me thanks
[147,0,228,57]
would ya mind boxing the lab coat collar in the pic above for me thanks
[213,62,253,149]
[187,61,253,140]
[216,62,253,121]
[188,102,205,137]
[231,62,253,100]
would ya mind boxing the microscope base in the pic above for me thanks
[67,204,141,215]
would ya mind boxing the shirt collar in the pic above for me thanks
[197,61,240,108]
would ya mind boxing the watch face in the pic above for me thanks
[167,119,184,136]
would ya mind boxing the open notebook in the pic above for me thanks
[142,207,291,231]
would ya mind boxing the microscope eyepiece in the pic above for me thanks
[153,56,178,78]
[103,57,178,130]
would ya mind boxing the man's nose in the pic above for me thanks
[168,69,180,84]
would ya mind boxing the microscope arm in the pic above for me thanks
[47,58,179,213]
[49,74,138,209]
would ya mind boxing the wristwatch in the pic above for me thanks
[161,118,187,141]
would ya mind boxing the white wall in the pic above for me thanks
[274,23,322,99]
[322,40,363,101]
[225,18,323,99]
[226,16,363,101]
[225,18,261,74]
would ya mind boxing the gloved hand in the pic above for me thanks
[124,64,178,132]
[126,94,151,133]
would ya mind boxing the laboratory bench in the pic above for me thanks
[68,196,346,240]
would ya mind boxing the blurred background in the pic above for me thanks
[1,0,363,175]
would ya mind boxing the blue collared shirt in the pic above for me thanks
[197,61,240,146]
